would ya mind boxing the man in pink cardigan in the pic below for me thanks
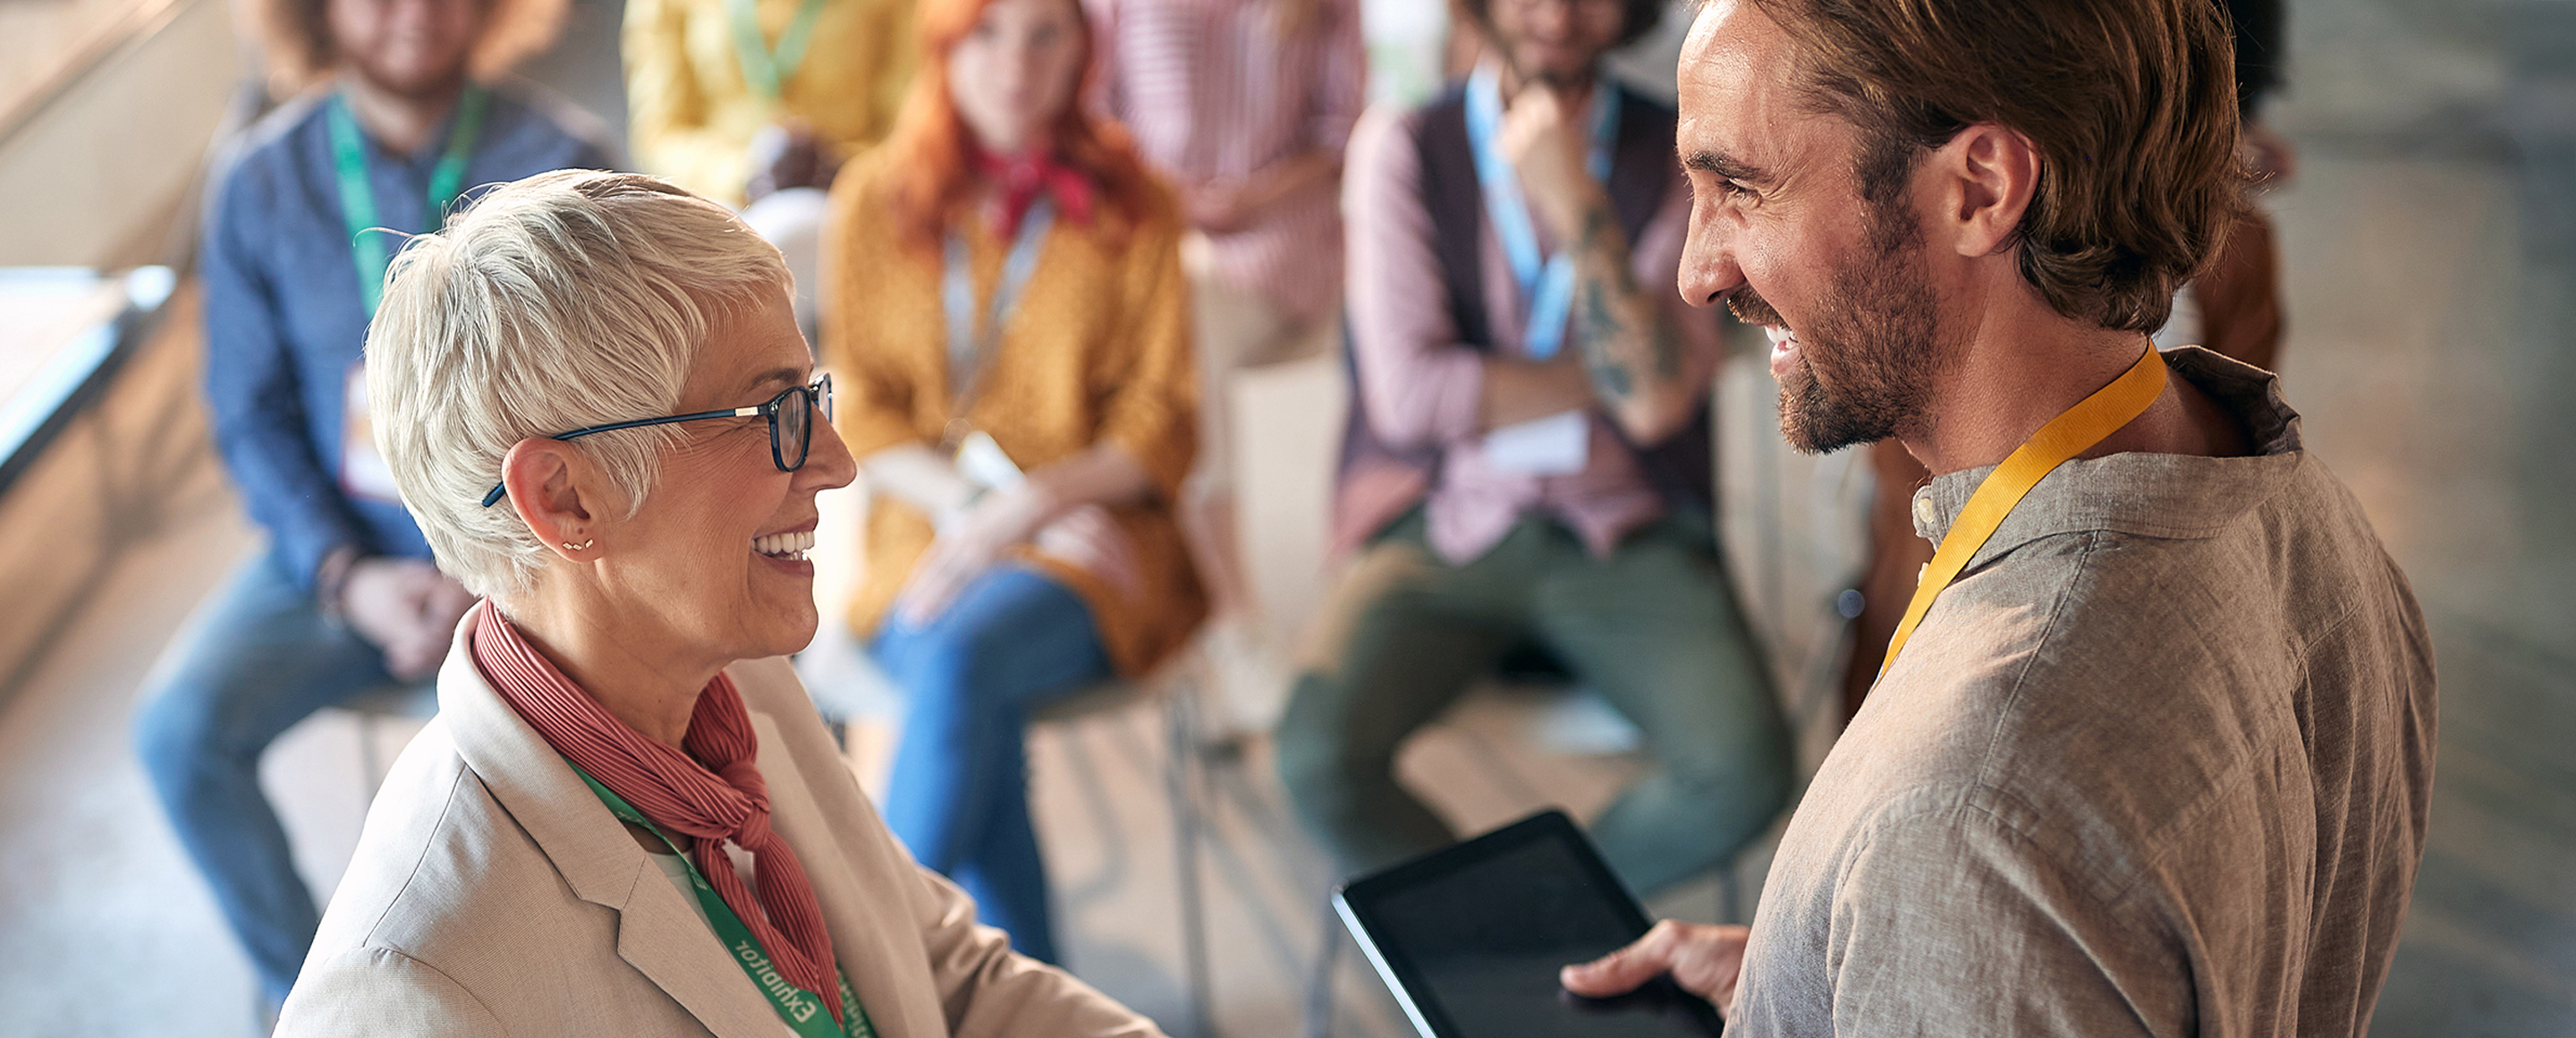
[1275,0,1793,898]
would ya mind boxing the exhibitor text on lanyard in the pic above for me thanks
[327,85,488,317]
[567,762,879,1038]
[1877,344,2170,679]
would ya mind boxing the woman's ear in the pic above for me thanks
[502,438,603,561]
[1933,123,2041,259]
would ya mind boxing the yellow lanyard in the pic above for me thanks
[1879,344,2169,678]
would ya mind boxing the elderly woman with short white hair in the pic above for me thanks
[275,168,1164,1038]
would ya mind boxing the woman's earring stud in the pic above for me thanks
[562,539,594,551]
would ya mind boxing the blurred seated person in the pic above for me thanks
[2194,0,2293,372]
[277,169,1165,1038]
[1275,0,1792,897]
[624,0,921,329]
[1084,0,1366,717]
[820,0,1203,965]
[132,0,608,1017]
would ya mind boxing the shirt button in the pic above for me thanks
[1912,495,1939,528]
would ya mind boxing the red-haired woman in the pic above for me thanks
[822,0,1202,964]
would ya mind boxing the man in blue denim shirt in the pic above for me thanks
[132,0,611,1016]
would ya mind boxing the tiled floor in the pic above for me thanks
[3,0,2572,1034]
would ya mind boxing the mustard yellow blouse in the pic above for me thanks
[623,0,919,206]
[822,153,1205,676]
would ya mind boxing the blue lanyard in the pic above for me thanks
[942,200,1055,410]
[1462,66,1619,361]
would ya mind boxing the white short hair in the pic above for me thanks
[367,170,789,599]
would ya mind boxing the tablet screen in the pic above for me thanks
[1336,812,1724,1038]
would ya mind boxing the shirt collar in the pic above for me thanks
[1908,346,2307,567]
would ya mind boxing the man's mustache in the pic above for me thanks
[1729,287,1784,329]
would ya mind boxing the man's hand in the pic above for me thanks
[341,557,476,682]
[893,483,1055,626]
[1561,921,1750,1017]
[2242,121,2298,191]
[1498,81,1606,242]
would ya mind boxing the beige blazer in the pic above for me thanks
[276,604,1164,1038]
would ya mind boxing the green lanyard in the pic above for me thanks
[727,0,834,102]
[568,761,877,1038]
[326,84,489,317]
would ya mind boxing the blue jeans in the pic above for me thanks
[869,565,1111,965]
[131,550,407,1005]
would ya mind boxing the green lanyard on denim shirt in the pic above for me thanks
[326,84,488,317]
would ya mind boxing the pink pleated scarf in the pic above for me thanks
[471,604,843,1025]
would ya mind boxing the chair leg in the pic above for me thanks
[1301,896,1341,1038]
[358,710,385,804]
[1716,860,1743,926]
[1163,679,1217,1038]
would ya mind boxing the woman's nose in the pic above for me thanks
[803,412,860,491]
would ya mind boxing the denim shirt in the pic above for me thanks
[199,81,614,592]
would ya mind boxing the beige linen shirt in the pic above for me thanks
[1732,348,2437,1036]
[275,603,1162,1038]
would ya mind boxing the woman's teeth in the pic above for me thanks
[753,530,815,560]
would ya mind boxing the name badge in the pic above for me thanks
[953,430,1026,490]
[1482,410,1591,476]
[339,362,403,503]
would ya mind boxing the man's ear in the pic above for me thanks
[1932,123,2041,259]
[502,438,603,561]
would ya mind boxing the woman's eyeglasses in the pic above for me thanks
[479,375,833,507]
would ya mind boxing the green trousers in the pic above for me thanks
[1276,509,1793,896]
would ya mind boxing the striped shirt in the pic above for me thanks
[1089,0,1366,326]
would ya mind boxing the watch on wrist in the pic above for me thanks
[315,547,363,626]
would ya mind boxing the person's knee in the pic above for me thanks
[1656,726,1794,822]
[131,677,239,803]
[887,604,1083,727]
[1273,674,1377,815]
[888,630,996,723]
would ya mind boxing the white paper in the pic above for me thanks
[338,363,402,503]
[1482,410,1590,476]
[954,430,1027,490]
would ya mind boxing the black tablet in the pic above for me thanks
[1332,810,1725,1038]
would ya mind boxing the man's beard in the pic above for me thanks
[1732,207,1945,455]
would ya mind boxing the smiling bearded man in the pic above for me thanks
[1555,0,2440,1035]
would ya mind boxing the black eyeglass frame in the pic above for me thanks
[479,374,833,507]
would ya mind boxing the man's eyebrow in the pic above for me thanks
[1682,149,1775,185]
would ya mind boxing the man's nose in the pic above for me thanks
[1678,225,1745,310]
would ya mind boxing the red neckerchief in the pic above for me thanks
[470,603,845,1025]
[972,143,1094,237]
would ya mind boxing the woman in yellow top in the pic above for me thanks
[820,0,1201,964]
[623,0,916,207]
